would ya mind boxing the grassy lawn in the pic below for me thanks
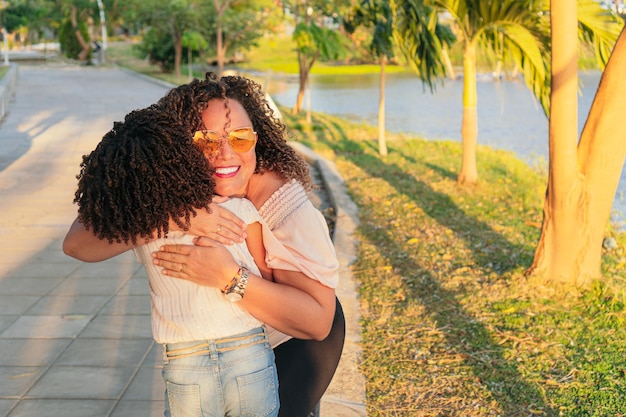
[107,35,409,82]
[286,112,626,416]
[107,40,626,416]
[238,34,410,75]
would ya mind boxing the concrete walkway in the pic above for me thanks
[0,63,365,417]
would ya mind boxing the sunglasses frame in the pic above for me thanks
[193,127,257,154]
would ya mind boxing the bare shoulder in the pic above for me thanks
[247,172,286,209]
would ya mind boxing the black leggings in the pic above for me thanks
[273,297,346,417]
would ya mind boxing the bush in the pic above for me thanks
[135,28,175,73]
[58,19,90,61]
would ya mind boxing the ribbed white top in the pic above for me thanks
[134,198,263,344]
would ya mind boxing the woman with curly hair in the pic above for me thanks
[64,73,345,417]
[73,105,307,416]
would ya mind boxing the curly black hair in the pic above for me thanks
[74,105,215,244]
[156,72,313,191]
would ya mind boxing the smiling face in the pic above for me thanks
[200,98,256,197]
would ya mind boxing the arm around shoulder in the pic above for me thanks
[63,217,134,262]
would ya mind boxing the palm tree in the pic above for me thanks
[348,0,396,156]
[431,0,548,185]
[527,0,626,286]
[348,0,453,156]
[432,0,622,186]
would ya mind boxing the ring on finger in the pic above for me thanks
[217,225,222,234]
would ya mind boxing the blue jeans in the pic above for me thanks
[162,327,279,417]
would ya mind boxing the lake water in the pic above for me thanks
[263,70,626,227]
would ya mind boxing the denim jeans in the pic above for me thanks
[162,327,279,417]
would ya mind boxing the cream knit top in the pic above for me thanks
[259,179,340,347]
[135,198,269,344]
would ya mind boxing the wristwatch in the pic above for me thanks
[223,266,250,302]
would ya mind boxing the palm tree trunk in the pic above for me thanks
[532,25,626,285]
[378,56,388,156]
[442,46,456,80]
[576,27,626,271]
[293,50,307,114]
[458,41,478,184]
[528,0,593,285]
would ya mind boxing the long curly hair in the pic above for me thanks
[156,72,313,190]
[74,105,215,244]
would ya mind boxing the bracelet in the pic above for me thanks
[222,266,242,294]
[222,266,250,302]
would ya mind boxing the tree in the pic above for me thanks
[213,0,235,76]
[58,16,89,59]
[49,0,105,61]
[348,0,453,156]
[136,27,176,72]
[125,0,274,77]
[431,0,548,185]
[348,0,395,156]
[207,0,277,76]
[129,0,200,77]
[431,0,622,186]
[288,0,349,114]
[182,30,208,77]
[527,2,626,286]
[5,0,59,44]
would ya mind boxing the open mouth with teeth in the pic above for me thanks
[215,166,239,177]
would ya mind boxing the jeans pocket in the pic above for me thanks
[166,381,202,417]
[238,365,280,417]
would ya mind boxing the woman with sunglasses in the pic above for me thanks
[64,73,345,417]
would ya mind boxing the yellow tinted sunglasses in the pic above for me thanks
[193,127,257,154]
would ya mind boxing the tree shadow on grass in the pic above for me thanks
[306,115,553,414]
[310,114,535,274]
[357,217,553,414]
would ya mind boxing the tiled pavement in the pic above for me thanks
[0,63,365,417]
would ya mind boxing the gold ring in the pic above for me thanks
[217,225,222,234]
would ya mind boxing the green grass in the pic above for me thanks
[108,39,626,417]
[238,35,409,75]
[107,36,409,81]
[281,111,626,416]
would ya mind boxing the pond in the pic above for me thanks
[264,70,626,228]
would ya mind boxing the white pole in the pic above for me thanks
[96,0,107,63]
[2,28,8,66]
[306,77,311,124]
[1,0,8,66]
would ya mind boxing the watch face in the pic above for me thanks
[225,291,243,302]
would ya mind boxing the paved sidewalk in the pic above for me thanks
[0,64,365,417]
